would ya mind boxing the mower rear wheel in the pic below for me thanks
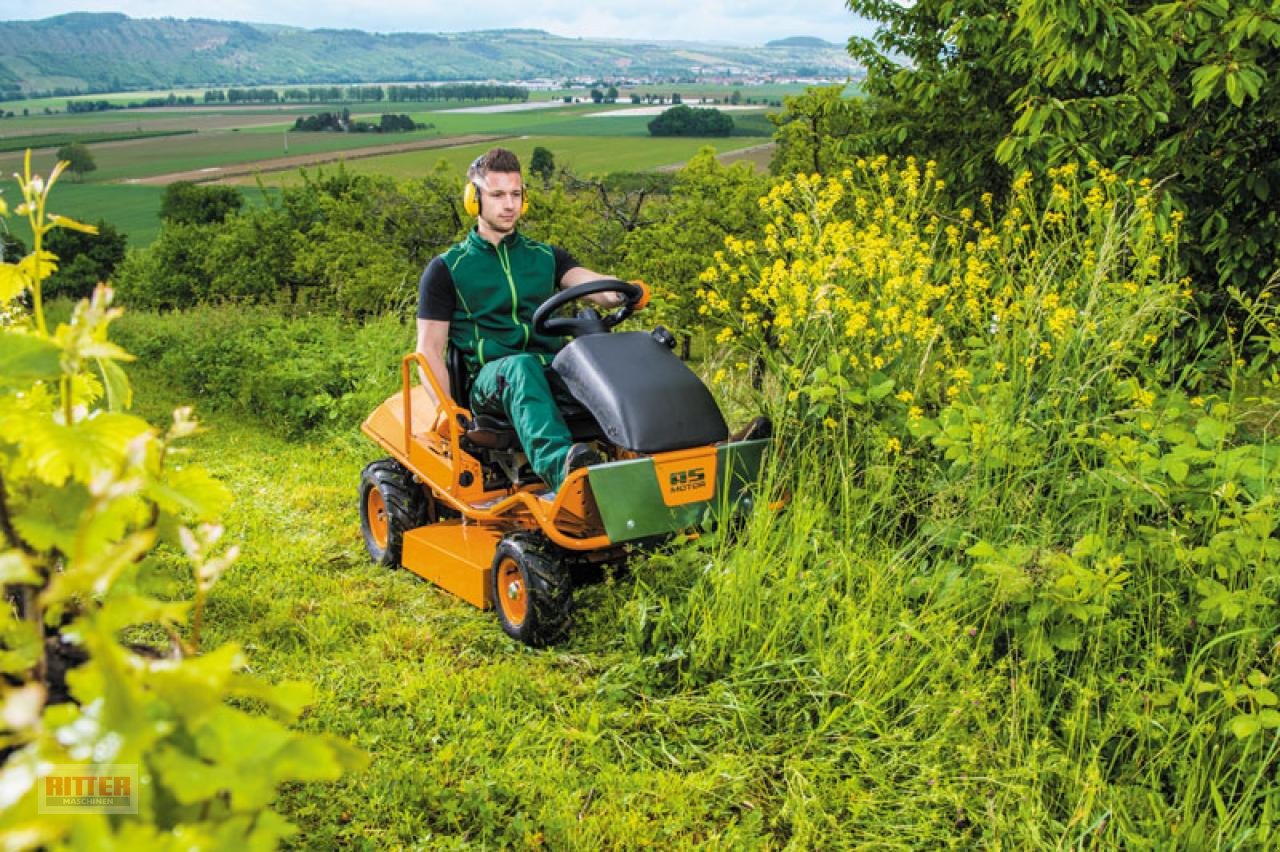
[491,534,573,646]
[359,459,428,567]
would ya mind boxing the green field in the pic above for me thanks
[2,92,781,247]
[1,182,167,247]
[227,135,768,187]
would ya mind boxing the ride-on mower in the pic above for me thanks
[359,279,770,645]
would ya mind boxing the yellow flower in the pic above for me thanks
[896,390,914,403]
[823,417,838,430]
[885,437,902,454]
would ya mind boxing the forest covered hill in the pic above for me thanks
[0,13,861,96]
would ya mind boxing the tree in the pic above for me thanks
[843,0,1280,298]
[648,105,734,137]
[160,182,244,225]
[618,149,769,356]
[606,85,619,102]
[530,146,556,186]
[54,142,96,181]
[590,88,604,104]
[44,218,127,300]
[769,85,866,177]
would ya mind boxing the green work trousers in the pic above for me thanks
[470,353,574,490]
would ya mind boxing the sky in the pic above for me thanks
[0,1,876,47]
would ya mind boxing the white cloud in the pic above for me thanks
[0,0,874,46]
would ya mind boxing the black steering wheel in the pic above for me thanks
[532,278,644,338]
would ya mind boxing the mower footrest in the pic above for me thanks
[401,522,504,610]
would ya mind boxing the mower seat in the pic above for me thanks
[447,346,604,446]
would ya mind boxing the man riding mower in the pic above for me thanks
[358,148,770,645]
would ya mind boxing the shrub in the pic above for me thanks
[42,218,127,300]
[113,305,410,437]
[160,181,244,225]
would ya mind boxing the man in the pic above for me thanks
[416,147,648,491]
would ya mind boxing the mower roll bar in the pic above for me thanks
[398,352,612,552]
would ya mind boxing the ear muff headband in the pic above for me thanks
[463,170,530,218]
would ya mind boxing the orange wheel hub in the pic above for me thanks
[496,556,527,626]
[367,488,388,550]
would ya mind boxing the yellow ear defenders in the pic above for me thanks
[463,157,530,217]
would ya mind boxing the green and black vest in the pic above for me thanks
[441,229,566,375]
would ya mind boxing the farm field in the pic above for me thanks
[223,135,769,187]
[1,182,170,247]
[0,94,780,247]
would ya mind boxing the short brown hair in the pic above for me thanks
[469,147,521,183]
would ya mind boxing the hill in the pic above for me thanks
[0,13,861,96]
[764,36,840,48]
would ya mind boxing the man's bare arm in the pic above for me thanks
[560,265,627,307]
[416,318,453,406]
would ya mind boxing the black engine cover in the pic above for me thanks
[552,332,729,453]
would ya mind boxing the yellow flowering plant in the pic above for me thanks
[703,158,1187,468]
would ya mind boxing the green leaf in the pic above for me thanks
[1260,709,1280,729]
[868,378,895,401]
[967,540,997,559]
[16,412,150,486]
[229,675,315,722]
[1229,714,1261,739]
[11,484,91,553]
[1195,417,1228,447]
[148,465,233,522]
[42,530,155,605]
[0,552,40,585]
[0,331,62,388]
[1072,533,1104,558]
[1164,457,1190,483]
[96,356,133,411]
[0,263,30,303]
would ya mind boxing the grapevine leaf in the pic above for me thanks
[96,357,132,411]
[147,465,234,521]
[0,331,60,388]
[0,552,39,585]
[0,264,29,304]
[42,530,155,605]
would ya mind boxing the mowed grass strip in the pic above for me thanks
[225,135,767,187]
[126,364,779,848]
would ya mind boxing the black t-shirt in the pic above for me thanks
[417,246,582,321]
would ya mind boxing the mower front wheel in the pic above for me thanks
[359,459,427,567]
[491,534,573,646]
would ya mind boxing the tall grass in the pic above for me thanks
[633,159,1280,845]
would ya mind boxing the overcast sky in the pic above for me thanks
[0,2,875,47]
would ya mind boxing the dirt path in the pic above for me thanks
[121,133,507,186]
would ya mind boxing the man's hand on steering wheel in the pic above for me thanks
[532,278,650,338]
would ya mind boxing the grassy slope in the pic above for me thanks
[129,366,774,849]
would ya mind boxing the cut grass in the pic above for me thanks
[126,364,784,848]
